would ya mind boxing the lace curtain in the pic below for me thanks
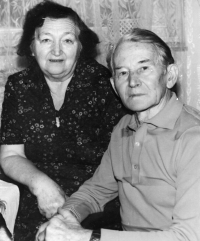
[0,0,192,115]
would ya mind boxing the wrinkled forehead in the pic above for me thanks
[36,17,80,37]
[115,41,155,57]
[113,41,157,66]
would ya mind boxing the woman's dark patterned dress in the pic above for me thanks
[1,57,128,241]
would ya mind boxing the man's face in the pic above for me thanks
[112,41,168,113]
[31,18,81,82]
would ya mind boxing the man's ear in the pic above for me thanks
[110,77,119,96]
[166,64,178,89]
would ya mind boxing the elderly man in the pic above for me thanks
[36,28,200,241]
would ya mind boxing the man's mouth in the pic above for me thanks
[130,93,144,97]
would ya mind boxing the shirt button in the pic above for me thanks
[134,165,138,169]
[135,142,140,146]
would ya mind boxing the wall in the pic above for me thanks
[0,0,188,119]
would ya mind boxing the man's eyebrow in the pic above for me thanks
[114,66,123,71]
[114,58,152,71]
[138,59,151,64]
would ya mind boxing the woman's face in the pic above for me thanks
[31,17,81,82]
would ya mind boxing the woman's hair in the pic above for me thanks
[110,28,174,74]
[17,0,99,59]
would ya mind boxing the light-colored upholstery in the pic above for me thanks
[0,180,19,234]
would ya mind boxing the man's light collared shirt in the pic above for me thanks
[65,93,200,241]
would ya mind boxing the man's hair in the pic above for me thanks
[17,0,99,59]
[110,28,175,74]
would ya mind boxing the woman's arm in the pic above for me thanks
[0,144,67,219]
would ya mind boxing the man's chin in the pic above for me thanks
[125,103,149,113]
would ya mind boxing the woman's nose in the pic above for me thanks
[51,42,62,56]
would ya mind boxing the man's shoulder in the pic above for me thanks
[183,104,200,119]
[178,104,200,131]
[182,104,200,122]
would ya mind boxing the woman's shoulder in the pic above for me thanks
[6,64,40,88]
[7,67,31,82]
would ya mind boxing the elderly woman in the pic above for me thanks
[0,1,128,240]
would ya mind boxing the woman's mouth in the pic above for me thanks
[49,59,63,62]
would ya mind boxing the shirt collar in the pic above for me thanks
[128,92,183,130]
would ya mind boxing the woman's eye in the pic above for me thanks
[41,39,51,43]
[64,39,73,44]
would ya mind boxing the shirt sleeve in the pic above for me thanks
[64,126,200,241]
[1,76,24,144]
[101,126,200,241]
[63,144,119,222]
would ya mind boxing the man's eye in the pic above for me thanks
[119,71,128,77]
[137,66,153,76]
[140,66,149,72]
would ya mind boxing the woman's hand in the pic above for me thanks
[0,145,67,218]
[35,213,92,241]
[32,176,67,219]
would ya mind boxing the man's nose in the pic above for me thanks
[51,42,62,56]
[129,72,141,88]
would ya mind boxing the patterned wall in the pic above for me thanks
[0,0,187,117]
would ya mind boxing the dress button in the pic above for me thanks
[135,142,140,146]
[134,165,138,169]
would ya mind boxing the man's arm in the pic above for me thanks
[101,126,200,241]
[36,211,92,241]
[48,126,200,241]
[59,144,119,222]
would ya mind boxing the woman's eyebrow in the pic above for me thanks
[39,31,75,35]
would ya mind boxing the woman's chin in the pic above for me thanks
[45,72,68,82]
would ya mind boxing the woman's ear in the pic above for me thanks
[30,42,35,56]
[110,77,119,96]
[78,42,82,54]
[166,64,178,89]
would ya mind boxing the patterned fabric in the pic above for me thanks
[1,57,128,241]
